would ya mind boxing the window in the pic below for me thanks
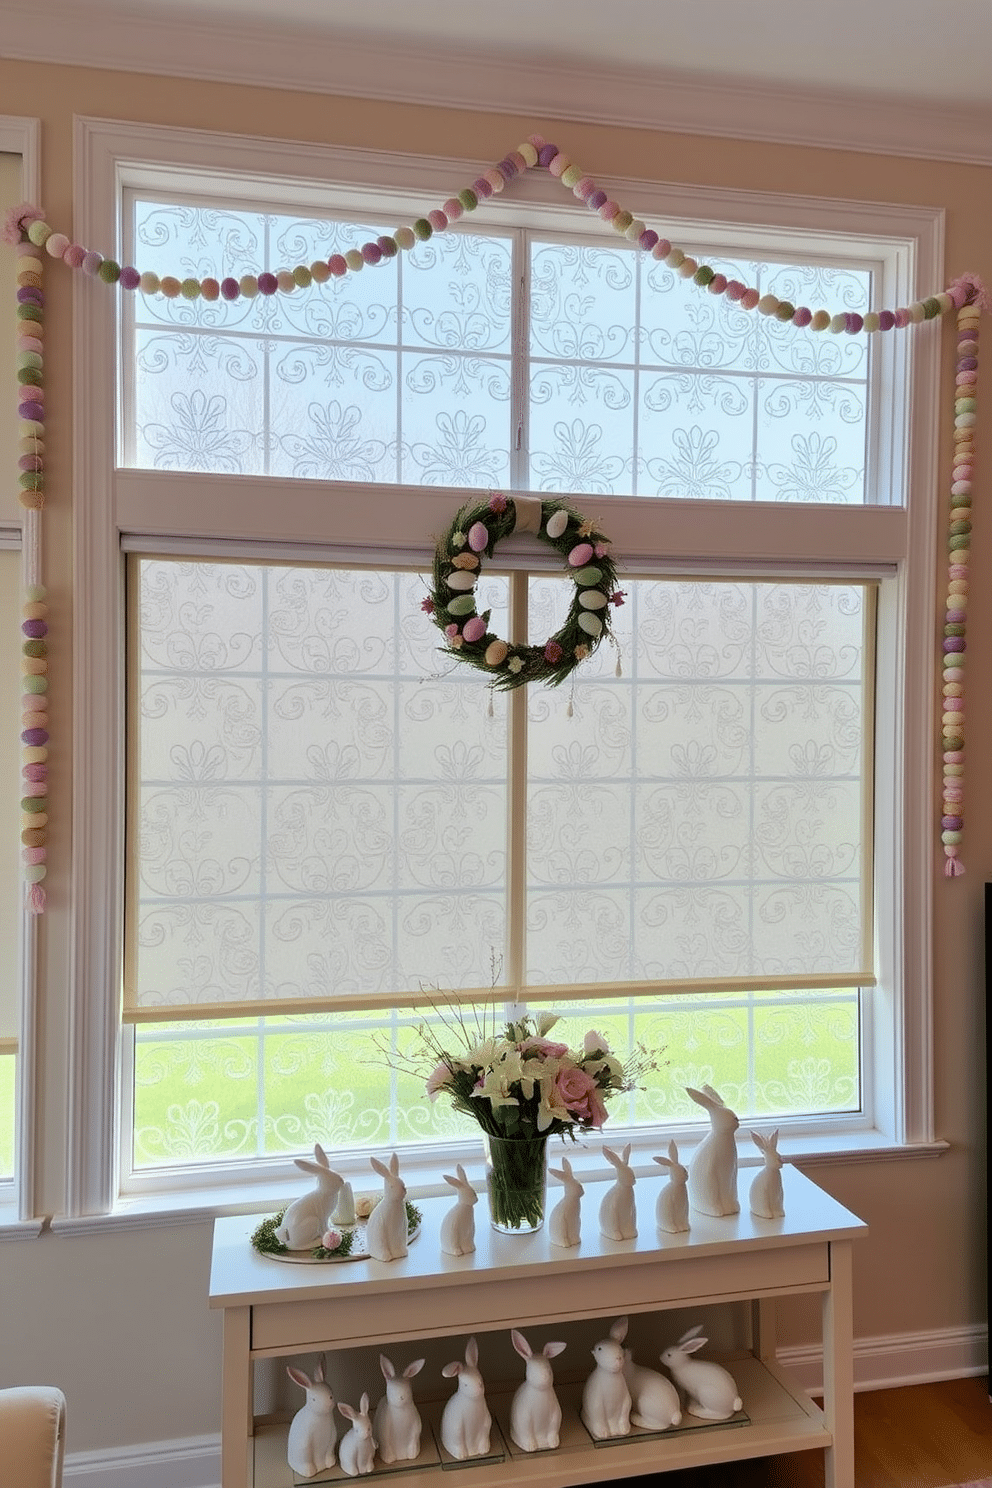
[70,120,941,1212]
[0,543,20,1189]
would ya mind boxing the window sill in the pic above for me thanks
[0,1210,46,1241]
[47,1131,949,1236]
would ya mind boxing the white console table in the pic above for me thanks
[209,1164,866,1488]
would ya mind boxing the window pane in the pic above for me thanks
[526,578,868,986]
[130,560,509,1015]
[128,200,513,486]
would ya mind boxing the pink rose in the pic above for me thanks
[519,1036,569,1058]
[321,1228,342,1251]
[554,1066,609,1126]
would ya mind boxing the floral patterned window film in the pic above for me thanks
[124,198,873,504]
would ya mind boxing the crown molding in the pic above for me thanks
[4,1,992,167]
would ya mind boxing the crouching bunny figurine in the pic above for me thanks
[439,1164,477,1257]
[748,1128,785,1219]
[622,1347,682,1431]
[509,1329,567,1452]
[660,1325,743,1420]
[286,1355,337,1478]
[653,1140,689,1234]
[373,1354,425,1463]
[366,1151,408,1262]
[440,1337,491,1460]
[338,1393,376,1477]
[599,1144,637,1241]
[275,1143,344,1249]
[580,1317,632,1440]
[686,1084,740,1217]
[548,1156,583,1249]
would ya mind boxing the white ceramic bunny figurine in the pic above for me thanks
[580,1316,632,1440]
[622,1346,682,1430]
[686,1084,740,1217]
[286,1355,337,1479]
[548,1156,584,1249]
[366,1152,408,1262]
[509,1329,567,1452]
[338,1392,376,1477]
[599,1144,637,1241]
[373,1354,425,1464]
[440,1336,492,1460]
[653,1139,690,1234]
[275,1144,345,1250]
[439,1164,477,1257]
[748,1128,785,1219]
[659,1325,743,1420]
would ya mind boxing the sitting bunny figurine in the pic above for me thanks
[660,1325,743,1420]
[599,1144,637,1241]
[338,1392,376,1477]
[275,1144,344,1250]
[548,1156,584,1249]
[440,1337,491,1460]
[509,1329,567,1452]
[748,1129,785,1219]
[580,1316,632,1440]
[439,1164,477,1257]
[286,1355,337,1479]
[366,1152,408,1262]
[622,1346,682,1431]
[686,1084,740,1217]
[653,1139,690,1234]
[373,1354,425,1464]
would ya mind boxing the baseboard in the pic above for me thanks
[63,1326,990,1488]
[63,1430,221,1488]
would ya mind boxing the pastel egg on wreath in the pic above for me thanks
[574,565,603,586]
[545,508,569,539]
[468,521,490,552]
[447,594,477,616]
[462,616,487,644]
[485,639,509,666]
[446,570,477,592]
[450,551,479,570]
[578,612,604,637]
[578,590,608,610]
[568,542,594,567]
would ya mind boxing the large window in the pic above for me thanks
[67,121,942,1210]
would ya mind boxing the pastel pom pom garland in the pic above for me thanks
[2,141,989,885]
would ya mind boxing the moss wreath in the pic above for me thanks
[425,492,623,690]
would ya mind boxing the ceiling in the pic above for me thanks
[84,0,992,109]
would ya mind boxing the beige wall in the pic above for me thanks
[0,56,988,1456]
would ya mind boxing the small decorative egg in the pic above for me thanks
[574,566,603,586]
[451,552,480,570]
[485,639,509,666]
[447,570,477,591]
[578,612,604,636]
[463,616,487,643]
[546,509,569,539]
[447,594,477,616]
[568,542,594,567]
[578,590,608,610]
[468,522,490,552]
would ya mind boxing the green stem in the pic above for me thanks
[485,1134,548,1231]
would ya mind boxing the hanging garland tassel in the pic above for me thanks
[941,282,986,876]
[11,211,49,912]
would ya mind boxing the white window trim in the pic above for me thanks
[0,116,42,1228]
[68,115,943,1219]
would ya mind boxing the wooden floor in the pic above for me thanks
[594,1377,992,1487]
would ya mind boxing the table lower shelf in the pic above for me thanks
[252,1356,828,1488]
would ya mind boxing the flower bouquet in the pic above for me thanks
[406,1008,658,1233]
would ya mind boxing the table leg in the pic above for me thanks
[222,1306,252,1488]
[750,1296,778,1362]
[822,1238,855,1488]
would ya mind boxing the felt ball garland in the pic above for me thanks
[2,146,989,883]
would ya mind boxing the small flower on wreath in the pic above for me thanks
[445,623,465,649]
[574,643,590,660]
[610,590,627,607]
[544,639,563,664]
[489,491,508,513]
[577,519,600,538]
[421,596,436,615]
[508,655,524,674]
[451,530,467,549]
[595,543,611,558]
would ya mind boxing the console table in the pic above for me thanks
[209,1163,866,1488]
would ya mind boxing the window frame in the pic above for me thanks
[68,115,944,1218]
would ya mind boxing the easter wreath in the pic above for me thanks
[425,492,623,689]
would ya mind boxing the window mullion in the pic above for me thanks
[509,227,529,492]
[506,572,529,999]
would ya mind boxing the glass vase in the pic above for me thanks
[483,1132,548,1234]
